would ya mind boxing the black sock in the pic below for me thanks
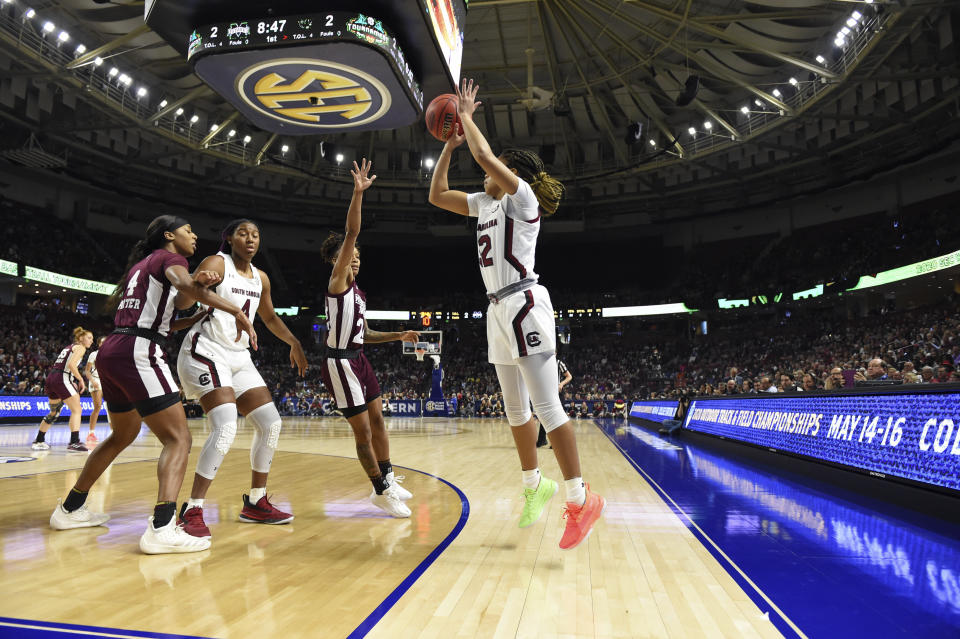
[63,488,88,512]
[378,460,393,478]
[34,430,45,443]
[69,431,80,444]
[370,474,389,495]
[153,501,176,528]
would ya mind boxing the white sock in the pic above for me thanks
[521,468,541,490]
[186,498,204,509]
[249,487,267,503]
[564,477,586,505]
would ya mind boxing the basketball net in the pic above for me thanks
[415,348,426,361]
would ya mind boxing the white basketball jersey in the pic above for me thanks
[194,252,262,351]
[88,350,99,380]
[467,178,541,295]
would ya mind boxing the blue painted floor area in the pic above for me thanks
[0,617,211,638]
[596,419,960,639]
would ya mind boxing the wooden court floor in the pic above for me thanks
[0,417,783,639]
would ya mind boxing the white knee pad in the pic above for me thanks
[195,403,237,480]
[517,353,568,432]
[495,363,532,427]
[247,403,282,474]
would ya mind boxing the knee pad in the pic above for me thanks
[42,402,64,424]
[247,403,282,473]
[532,398,567,432]
[195,403,237,479]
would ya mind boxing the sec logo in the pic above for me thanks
[235,59,392,128]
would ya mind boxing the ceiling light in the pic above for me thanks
[119,74,131,86]
[815,55,825,64]
[228,129,236,138]
[648,139,656,147]
[754,99,764,107]
[158,99,168,109]
[93,56,103,66]
[335,153,344,162]
[136,87,147,98]
[57,30,69,43]
[424,157,435,168]
[687,126,696,136]
[281,144,289,153]
[25,8,36,19]
[851,11,863,20]
[75,44,86,55]
[210,123,219,132]
[703,121,712,130]
[834,38,845,48]
[175,107,184,116]
[841,26,851,36]
[846,18,857,28]
[772,89,782,98]
[189,114,199,124]
[788,77,798,86]
[108,67,118,77]
[740,106,750,114]
[42,21,54,33]
[243,135,252,144]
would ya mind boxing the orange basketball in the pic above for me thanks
[425,93,460,141]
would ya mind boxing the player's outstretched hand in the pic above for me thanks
[194,270,221,288]
[352,158,377,192]
[398,330,420,343]
[456,78,481,119]
[234,310,258,351]
[290,341,308,376]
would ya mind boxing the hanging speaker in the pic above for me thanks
[675,75,700,107]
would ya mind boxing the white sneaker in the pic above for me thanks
[370,486,411,518]
[139,516,212,555]
[31,441,50,451]
[49,500,110,530]
[386,471,413,500]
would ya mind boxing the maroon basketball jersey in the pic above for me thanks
[325,280,366,351]
[51,344,74,371]
[114,249,189,337]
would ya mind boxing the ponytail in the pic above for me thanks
[500,148,565,216]
[72,326,89,343]
[106,215,188,310]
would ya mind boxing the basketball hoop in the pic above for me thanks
[414,348,426,361]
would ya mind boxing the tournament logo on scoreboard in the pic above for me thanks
[235,58,392,128]
[346,14,390,47]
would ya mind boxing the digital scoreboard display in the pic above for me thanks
[629,400,679,424]
[420,0,467,86]
[187,12,422,134]
[683,390,960,493]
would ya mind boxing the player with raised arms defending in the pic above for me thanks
[428,79,605,549]
[320,158,419,518]
[176,219,308,538]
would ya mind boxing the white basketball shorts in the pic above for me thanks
[486,284,557,365]
[177,332,266,400]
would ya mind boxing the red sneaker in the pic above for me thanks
[238,494,294,524]
[178,504,211,538]
[559,485,606,550]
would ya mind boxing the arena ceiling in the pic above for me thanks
[0,1,957,234]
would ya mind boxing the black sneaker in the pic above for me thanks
[66,442,89,452]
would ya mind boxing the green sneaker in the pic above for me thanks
[518,476,558,528]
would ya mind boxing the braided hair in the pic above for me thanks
[500,148,565,216]
[107,214,188,309]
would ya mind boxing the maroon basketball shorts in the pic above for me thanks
[320,352,381,418]
[96,334,181,417]
[45,370,79,401]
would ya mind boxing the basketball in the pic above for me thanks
[425,93,460,141]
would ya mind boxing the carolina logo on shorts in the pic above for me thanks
[236,59,392,128]
[525,332,541,347]
[199,373,211,386]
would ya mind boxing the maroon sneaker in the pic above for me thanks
[179,503,211,538]
[238,494,294,524]
[66,442,88,452]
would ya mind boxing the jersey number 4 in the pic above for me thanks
[478,234,494,267]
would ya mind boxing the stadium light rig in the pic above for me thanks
[24,8,36,19]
